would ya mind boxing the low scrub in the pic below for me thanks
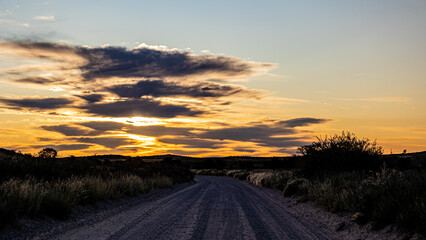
[247,171,294,190]
[283,178,309,197]
[240,167,426,236]
[303,168,426,235]
[193,169,227,176]
[193,169,251,180]
[0,175,173,224]
[0,149,192,226]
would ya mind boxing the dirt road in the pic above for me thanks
[4,175,343,240]
[2,175,416,240]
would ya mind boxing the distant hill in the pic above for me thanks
[387,151,426,158]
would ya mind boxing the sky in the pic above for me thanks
[0,0,425,157]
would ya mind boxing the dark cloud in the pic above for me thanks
[0,97,73,110]
[77,121,127,132]
[196,125,307,149]
[81,98,203,118]
[1,41,273,119]
[41,124,99,136]
[127,125,194,137]
[37,137,54,141]
[76,94,104,103]
[277,117,330,127]
[2,41,77,60]
[69,137,137,148]
[33,144,92,151]
[14,76,60,84]
[79,121,194,137]
[2,41,273,81]
[198,125,294,141]
[77,46,272,80]
[41,117,330,153]
[108,80,251,98]
[158,137,224,149]
[232,147,256,153]
[252,137,307,148]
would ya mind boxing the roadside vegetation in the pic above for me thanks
[0,148,194,226]
[195,132,426,236]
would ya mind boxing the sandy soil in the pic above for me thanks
[0,176,421,240]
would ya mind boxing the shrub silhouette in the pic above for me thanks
[298,131,383,174]
[37,148,57,159]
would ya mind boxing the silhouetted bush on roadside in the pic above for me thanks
[297,131,383,174]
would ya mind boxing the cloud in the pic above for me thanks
[158,137,224,149]
[13,76,60,84]
[0,41,274,81]
[78,45,274,80]
[68,137,138,148]
[0,95,202,119]
[0,19,30,27]
[0,41,273,119]
[250,136,307,148]
[232,147,256,153]
[81,98,203,118]
[0,41,81,62]
[0,40,333,156]
[77,121,128,133]
[33,144,91,151]
[0,97,73,110]
[78,121,194,137]
[76,94,104,103]
[34,15,55,22]
[45,117,329,152]
[0,96,203,119]
[198,125,294,141]
[195,124,308,148]
[277,117,330,127]
[41,124,99,136]
[108,80,256,99]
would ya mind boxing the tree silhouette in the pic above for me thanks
[37,148,57,159]
[298,131,383,173]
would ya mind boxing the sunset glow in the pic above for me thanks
[1,1,425,157]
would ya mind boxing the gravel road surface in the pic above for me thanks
[3,176,413,240]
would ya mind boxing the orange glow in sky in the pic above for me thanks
[0,1,425,157]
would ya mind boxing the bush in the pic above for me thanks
[302,168,426,235]
[194,169,227,176]
[298,131,383,174]
[247,171,294,190]
[37,148,57,159]
[234,171,250,180]
[283,178,309,197]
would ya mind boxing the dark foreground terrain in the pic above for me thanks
[2,176,416,240]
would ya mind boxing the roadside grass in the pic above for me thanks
[303,168,426,235]
[0,149,192,226]
[200,167,426,236]
[247,171,294,190]
[0,175,174,223]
